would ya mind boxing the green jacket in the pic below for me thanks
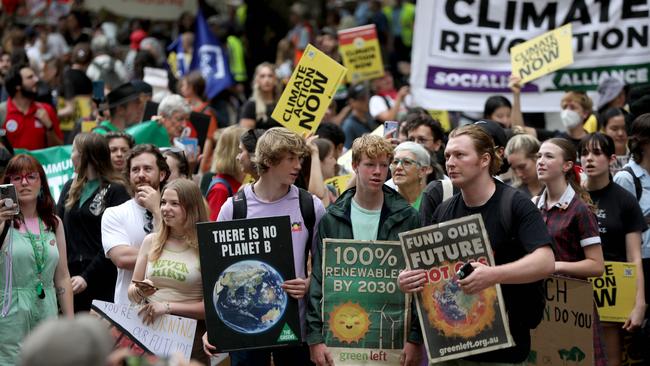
[306,185,421,345]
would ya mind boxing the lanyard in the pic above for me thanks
[26,218,47,299]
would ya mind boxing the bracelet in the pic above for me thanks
[165,302,171,314]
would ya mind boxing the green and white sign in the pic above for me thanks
[323,239,407,365]
[16,145,73,202]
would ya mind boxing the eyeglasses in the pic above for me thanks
[390,158,419,169]
[407,137,434,144]
[8,172,40,184]
[143,210,154,234]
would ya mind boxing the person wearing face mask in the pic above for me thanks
[557,91,595,151]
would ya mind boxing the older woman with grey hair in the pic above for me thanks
[158,94,192,141]
[390,141,433,210]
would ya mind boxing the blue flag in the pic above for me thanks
[168,9,234,99]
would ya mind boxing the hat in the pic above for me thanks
[474,119,508,148]
[19,314,113,366]
[348,83,369,100]
[106,82,140,109]
[131,80,153,96]
[597,77,626,110]
[129,29,147,50]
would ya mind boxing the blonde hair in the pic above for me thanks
[211,125,245,176]
[561,91,593,115]
[448,124,503,176]
[253,127,309,175]
[505,134,540,160]
[251,62,281,122]
[149,179,209,262]
[351,135,394,165]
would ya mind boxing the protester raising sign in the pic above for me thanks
[338,24,384,83]
[322,239,407,365]
[590,261,637,323]
[271,44,347,136]
[511,23,574,84]
[399,214,513,364]
[197,216,301,352]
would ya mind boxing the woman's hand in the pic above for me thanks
[70,275,88,294]
[398,269,427,293]
[282,277,311,299]
[0,199,17,232]
[202,332,219,357]
[133,279,158,297]
[623,303,647,332]
[138,301,167,325]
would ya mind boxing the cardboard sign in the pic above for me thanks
[324,175,352,196]
[399,214,513,363]
[339,24,385,83]
[322,240,407,365]
[510,23,574,84]
[272,44,347,135]
[527,276,594,366]
[197,216,301,352]
[590,261,637,322]
[91,300,197,361]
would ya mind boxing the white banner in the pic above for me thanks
[83,0,197,21]
[410,0,650,112]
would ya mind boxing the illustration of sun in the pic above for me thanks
[328,301,371,343]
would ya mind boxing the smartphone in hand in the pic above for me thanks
[384,120,399,139]
[0,184,19,215]
[456,262,475,280]
[132,280,159,291]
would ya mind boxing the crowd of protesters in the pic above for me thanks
[0,1,649,366]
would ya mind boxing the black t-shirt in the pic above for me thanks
[62,69,93,99]
[589,182,647,262]
[432,180,552,363]
[239,100,281,130]
[419,179,459,226]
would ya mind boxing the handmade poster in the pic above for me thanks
[323,239,407,365]
[590,261,637,322]
[399,214,513,363]
[527,276,594,366]
[511,23,574,84]
[90,300,197,361]
[324,175,352,196]
[272,44,347,135]
[339,24,384,83]
[197,216,300,352]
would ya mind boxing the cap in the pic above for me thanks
[348,83,369,100]
[106,82,140,109]
[597,77,626,110]
[474,119,508,148]
[129,29,147,50]
[19,314,113,366]
[131,80,153,96]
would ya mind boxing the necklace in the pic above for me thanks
[25,218,47,299]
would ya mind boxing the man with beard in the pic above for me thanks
[101,144,170,303]
[1,64,63,149]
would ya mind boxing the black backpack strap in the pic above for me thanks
[622,166,642,200]
[499,186,517,237]
[231,189,247,219]
[298,188,316,274]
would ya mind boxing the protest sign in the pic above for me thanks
[337,124,384,173]
[272,44,347,135]
[527,276,594,366]
[410,1,650,112]
[511,24,574,84]
[90,300,197,361]
[16,145,73,202]
[339,24,384,83]
[83,0,197,21]
[590,261,637,322]
[428,110,452,132]
[197,215,301,352]
[399,214,513,363]
[322,239,407,365]
[324,175,352,196]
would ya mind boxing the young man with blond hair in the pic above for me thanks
[203,127,326,365]
[307,134,421,365]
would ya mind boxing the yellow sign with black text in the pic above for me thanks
[338,24,384,83]
[324,175,352,196]
[510,23,573,84]
[590,261,637,323]
[272,44,347,136]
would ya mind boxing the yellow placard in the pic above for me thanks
[428,110,451,132]
[510,23,573,84]
[338,24,384,83]
[271,44,347,136]
[590,261,637,322]
[337,124,385,173]
[82,120,98,133]
[324,174,352,196]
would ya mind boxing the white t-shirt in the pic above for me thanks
[101,199,148,304]
[368,93,412,121]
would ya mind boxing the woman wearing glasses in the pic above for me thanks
[0,155,73,365]
[128,178,208,363]
[390,142,432,210]
[57,133,130,311]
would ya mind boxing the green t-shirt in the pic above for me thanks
[351,198,381,241]
[411,193,423,211]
